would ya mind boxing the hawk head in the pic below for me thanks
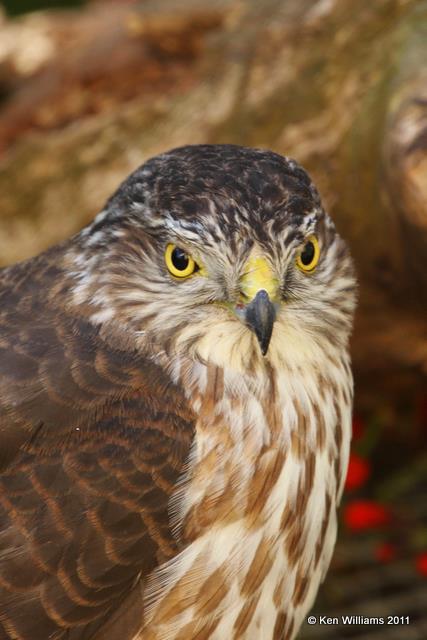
[70,145,356,372]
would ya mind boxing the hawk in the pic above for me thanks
[0,145,356,640]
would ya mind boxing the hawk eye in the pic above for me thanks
[165,244,198,278]
[296,235,320,273]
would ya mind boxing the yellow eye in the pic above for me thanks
[165,244,198,278]
[296,235,320,273]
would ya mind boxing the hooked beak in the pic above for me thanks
[244,289,277,356]
[237,249,279,356]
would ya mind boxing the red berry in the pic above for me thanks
[415,552,427,576]
[375,542,396,563]
[345,453,370,491]
[344,500,391,531]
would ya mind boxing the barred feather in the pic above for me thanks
[0,145,356,639]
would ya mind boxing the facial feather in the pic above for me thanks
[67,146,355,374]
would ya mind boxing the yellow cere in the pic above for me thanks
[240,250,279,302]
[165,244,198,278]
[296,235,320,273]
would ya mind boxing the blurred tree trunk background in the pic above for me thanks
[2,0,86,17]
[0,0,426,424]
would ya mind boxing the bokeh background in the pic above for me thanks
[0,0,426,637]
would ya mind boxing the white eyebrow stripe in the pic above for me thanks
[302,210,320,234]
[164,217,207,241]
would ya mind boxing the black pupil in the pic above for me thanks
[300,241,315,266]
[171,247,189,271]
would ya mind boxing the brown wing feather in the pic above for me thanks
[0,253,195,639]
